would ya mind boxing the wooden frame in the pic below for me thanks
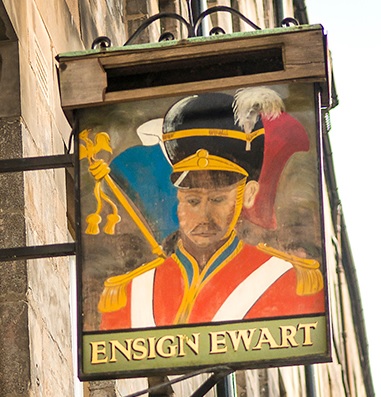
[57,25,330,112]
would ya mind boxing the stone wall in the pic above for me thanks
[18,0,76,386]
[0,117,30,396]
[0,6,30,395]
[0,0,126,395]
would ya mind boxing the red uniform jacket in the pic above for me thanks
[100,234,325,330]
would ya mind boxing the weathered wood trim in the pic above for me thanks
[104,73,325,104]
[57,26,329,110]
[58,57,107,108]
[95,29,324,69]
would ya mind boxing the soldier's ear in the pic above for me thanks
[243,180,259,209]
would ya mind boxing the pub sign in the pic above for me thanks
[57,25,332,380]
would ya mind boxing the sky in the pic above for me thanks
[305,0,381,395]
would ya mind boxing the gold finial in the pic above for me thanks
[79,130,120,235]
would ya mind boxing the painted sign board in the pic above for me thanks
[57,26,331,381]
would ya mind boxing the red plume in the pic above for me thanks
[243,112,310,229]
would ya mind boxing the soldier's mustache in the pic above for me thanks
[191,222,222,234]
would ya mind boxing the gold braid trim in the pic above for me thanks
[257,243,324,296]
[163,128,265,143]
[97,257,165,313]
[173,149,249,176]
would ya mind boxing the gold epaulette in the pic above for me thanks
[97,257,165,313]
[257,243,324,296]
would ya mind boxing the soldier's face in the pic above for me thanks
[177,184,239,250]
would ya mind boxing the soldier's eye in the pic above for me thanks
[210,196,225,203]
[187,198,200,206]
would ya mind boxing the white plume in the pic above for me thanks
[137,118,163,146]
[233,87,285,133]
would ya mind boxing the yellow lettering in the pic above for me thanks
[177,335,186,357]
[90,341,108,364]
[147,337,156,359]
[109,339,132,362]
[132,338,148,360]
[156,335,177,358]
[209,331,227,354]
[253,328,280,350]
[227,329,256,351]
[185,333,200,355]
[298,322,318,346]
[177,333,200,357]
[279,325,298,348]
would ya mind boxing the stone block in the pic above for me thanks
[28,302,75,397]
[0,300,30,396]
[0,260,28,298]
[0,117,22,158]
[27,257,73,355]
[0,41,21,118]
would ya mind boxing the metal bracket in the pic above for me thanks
[0,153,75,262]
[0,153,74,173]
[91,4,300,49]
[92,5,264,48]
[0,243,76,261]
[122,366,234,397]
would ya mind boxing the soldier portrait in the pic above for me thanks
[78,84,326,333]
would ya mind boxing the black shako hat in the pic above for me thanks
[162,92,265,187]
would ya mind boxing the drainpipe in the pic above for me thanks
[274,0,284,26]
[336,204,352,396]
[188,0,209,35]
[216,372,236,397]
[305,365,317,397]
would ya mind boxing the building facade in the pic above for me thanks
[0,0,374,396]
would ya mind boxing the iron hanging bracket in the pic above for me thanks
[91,5,267,49]
[0,153,75,262]
[121,366,234,397]
[123,13,195,46]
[193,5,262,34]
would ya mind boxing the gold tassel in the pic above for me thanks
[85,213,102,235]
[98,257,166,313]
[98,273,131,312]
[257,243,324,295]
[103,213,121,235]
